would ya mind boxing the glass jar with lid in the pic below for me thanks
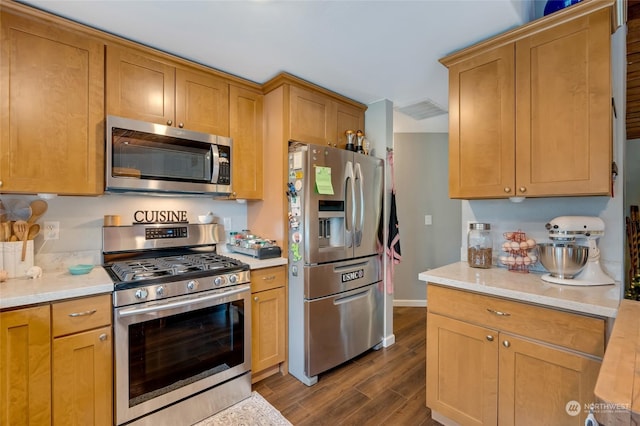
[467,223,493,269]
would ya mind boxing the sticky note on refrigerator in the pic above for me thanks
[315,166,334,195]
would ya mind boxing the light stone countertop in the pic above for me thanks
[0,252,287,311]
[0,266,114,310]
[419,262,621,318]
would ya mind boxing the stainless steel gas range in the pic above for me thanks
[103,224,251,426]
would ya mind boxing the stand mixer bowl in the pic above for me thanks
[538,243,589,279]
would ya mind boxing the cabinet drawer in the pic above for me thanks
[251,266,286,293]
[427,285,605,357]
[52,294,112,337]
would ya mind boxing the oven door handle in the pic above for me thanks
[117,285,250,318]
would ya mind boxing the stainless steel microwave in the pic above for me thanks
[105,115,232,196]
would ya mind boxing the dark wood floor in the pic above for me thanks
[253,307,442,426]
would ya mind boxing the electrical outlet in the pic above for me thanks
[44,221,60,240]
[425,215,432,226]
[223,217,232,231]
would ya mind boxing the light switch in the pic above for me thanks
[425,215,432,226]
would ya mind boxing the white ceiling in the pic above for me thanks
[20,0,536,126]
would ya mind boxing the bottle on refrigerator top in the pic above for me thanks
[468,223,492,269]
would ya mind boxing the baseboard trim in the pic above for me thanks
[393,299,427,307]
[382,334,395,347]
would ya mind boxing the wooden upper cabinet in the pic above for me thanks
[442,2,612,199]
[230,85,263,199]
[0,11,104,195]
[176,68,229,136]
[335,102,365,150]
[447,44,515,199]
[106,45,175,126]
[106,44,230,135]
[289,84,366,148]
[515,7,611,197]
[290,85,333,145]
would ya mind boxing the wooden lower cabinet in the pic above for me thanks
[0,305,51,425]
[0,294,112,426]
[52,326,112,426]
[426,285,603,426]
[251,266,286,382]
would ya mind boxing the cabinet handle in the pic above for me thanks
[262,275,276,281]
[167,120,173,126]
[504,187,511,193]
[0,180,3,187]
[254,296,259,301]
[486,308,510,317]
[178,122,184,128]
[519,186,527,193]
[99,333,108,341]
[68,309,97,317]
[503,340,511,348]
[486,335,494,342]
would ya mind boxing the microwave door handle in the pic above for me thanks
[354,162,363,247]
[210,144,220,183]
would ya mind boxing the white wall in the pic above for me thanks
[3,194,247,271]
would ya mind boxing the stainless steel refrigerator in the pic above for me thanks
[287,141,384,386]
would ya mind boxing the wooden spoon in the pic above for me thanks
[28,200,48,224]
[13,220,28,261]
[28,224,40,240]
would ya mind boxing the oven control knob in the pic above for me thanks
[214,276,225,286]
[187,280,197,291]
[229,274,238,284]
[156,286,165,297]
[135,288,148,299]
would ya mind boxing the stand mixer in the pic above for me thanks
[540,216,614,286]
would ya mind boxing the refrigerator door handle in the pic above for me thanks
[344,161,355,248]
[354,162,364,247]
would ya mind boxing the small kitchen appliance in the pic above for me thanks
[539,216,614,286]
[103,223,251,425]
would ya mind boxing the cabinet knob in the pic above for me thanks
[167,120,173,126]
[519,186,527,193]
[504,187,511,193]
[99,333,108,341]
[178,122,184,128]
[254,296,259,301]
[486,335,494,342]
[502,340,511,348]
[0,180,3,187]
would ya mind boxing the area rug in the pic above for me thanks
[195,391,292,425]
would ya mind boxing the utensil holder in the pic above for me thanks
[3,241,34,278]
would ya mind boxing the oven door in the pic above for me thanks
[114,284,251,425]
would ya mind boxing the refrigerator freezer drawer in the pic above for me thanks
[304,282,383,377]
[304,255,381,299]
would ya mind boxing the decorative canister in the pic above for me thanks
[468,223,493,269]
[3,241,34,278]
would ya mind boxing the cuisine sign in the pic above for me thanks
[133,210,188,224]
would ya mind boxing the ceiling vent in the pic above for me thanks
[395,98,448,120]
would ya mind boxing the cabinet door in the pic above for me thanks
[0,12,104,195]
[515,8,611,197]
[52,326,112,426]
[426,312,498,426]
[335,102,365,150]
[447,44,515,199]
[289,85,333,146]
[251,287,286,374]
[176,68,229,136]
[498,333,600,426]
[106,45,175,126]
[0,305,51,425]
[230,85,263,199]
